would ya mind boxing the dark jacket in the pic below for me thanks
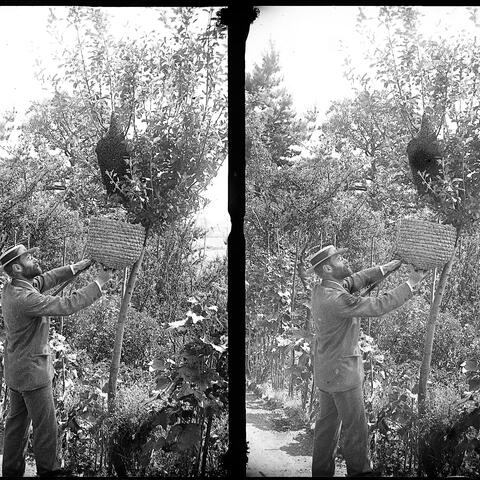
[311,267,412,392]
[2,266,101,391]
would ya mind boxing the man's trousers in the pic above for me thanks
[2,384,60,477]
[312,385,372,477]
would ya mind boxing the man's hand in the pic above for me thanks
[381,259,402,274]
[72,259,93,275]
[94,266,115,288]
[408,268,428,286]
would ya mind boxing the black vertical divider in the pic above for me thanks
[225,5,257,477]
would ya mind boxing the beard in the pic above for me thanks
[332,263,352,279]
[21,263,42,279]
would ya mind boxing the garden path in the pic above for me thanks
[246,391,347,477]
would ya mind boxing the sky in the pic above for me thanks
[246,6,357,117]
[0,7,171,116]
[0,6,229,241]
[246,6,479,119]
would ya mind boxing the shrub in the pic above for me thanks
[64,297,162,367]
[372,296,477,372]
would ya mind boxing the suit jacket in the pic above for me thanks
[311,267,412,392]
[2,266,102,391]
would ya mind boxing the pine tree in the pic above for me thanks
[246,44,308,166]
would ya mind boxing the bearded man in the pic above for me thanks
[308,245,426,477]
[0,244,113,477]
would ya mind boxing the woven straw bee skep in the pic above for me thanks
[86,217,145,269]
[395,219,456,270]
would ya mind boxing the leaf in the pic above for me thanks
[167,319,188,330]
[149,357,166,372]
[468,376,480,391]
[210,343,227,354]
[200,335,227,354]
[153,436,166,451]
[464,359,479,372]
[178,365,200,383]
[275,336,292,347]
[155,375,171,390]
[360,344,373,353]
[297,352,309,367]
[166,423,201,452]
[373,353,384,364]
[177,383,196,398]
[151,411,170,429]
[186,310,204,323]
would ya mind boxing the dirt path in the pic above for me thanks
[246,391,347,477]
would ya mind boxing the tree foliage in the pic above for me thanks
[29,6,227,231]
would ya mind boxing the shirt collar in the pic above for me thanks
[321,279,346,291]
[11,278,38,292]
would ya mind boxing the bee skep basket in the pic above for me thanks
[395,219,456,270]
[86,217,145,269]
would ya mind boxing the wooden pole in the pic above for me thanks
[430,268,437,304]
[417,257,452,477]
[61,236,67,396]
[308,378,315,417]
[368,237,374,336]
[368,237,374,395]
[122,267,128,298]
[0,357,3,417]
[288,231,301,398]
[419,252,456,417]
[108,228,149,415]
[60,236,67,335]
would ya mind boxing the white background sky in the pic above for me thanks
[0,6,228,239]
[246,6,479,119]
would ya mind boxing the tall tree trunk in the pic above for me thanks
[417,233,459,476]
[108,229,149,413]
[418,246,457,415]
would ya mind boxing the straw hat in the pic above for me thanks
[306,245,348,275]
[0,244,38,270]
